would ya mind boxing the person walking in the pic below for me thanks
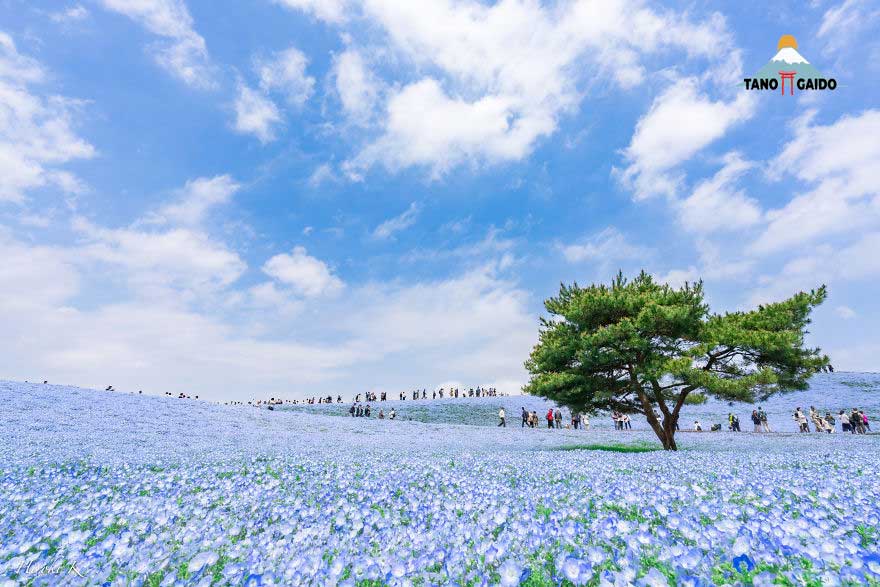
[851,408,863,434]
[809,406,823,433]
[582,413,590,431]
[862,411,871,432]
[823,412,835,433]
[498,407,506,427]
[794,408,808,433]
[728,413,740,432]
[554,408,562,429]
[759,408,771,432]
[546,408,555,429]
[840,410,851,433]
[521,407,528,428]
[751,410,761,433]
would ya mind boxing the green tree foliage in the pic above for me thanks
[524,271,828,450]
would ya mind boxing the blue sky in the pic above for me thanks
[2,0,878,400]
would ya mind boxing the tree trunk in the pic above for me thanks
[661,415,678,451]
[639,395,678,451]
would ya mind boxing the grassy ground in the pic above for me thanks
[550,442,660,453]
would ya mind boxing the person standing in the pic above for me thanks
[759,408,771,432]
[521,407,528,428]
[862,411,871,432]
[554,408,562,429]
[546,408,555,429]
[751,410,761,433]
[582,413,590,431]
[498,407,506,427]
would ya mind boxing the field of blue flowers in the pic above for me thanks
[1,374,878,586]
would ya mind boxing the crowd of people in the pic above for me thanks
[35,380,874,435]
[509,407,591,429]
[236,387,504,407]
[792,406,871,434]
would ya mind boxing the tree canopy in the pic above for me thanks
[523,271,829,450]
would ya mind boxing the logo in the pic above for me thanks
[743,35,836,94]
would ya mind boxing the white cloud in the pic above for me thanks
[248,281,303,316]
[0,32,44,83]
[678,152,761,233]
[818,0,880,57]
[835,305,856,319]
[333,49,379,124]
[273,0,349,23]
[63,175,247,300]
[0,33,95,203]
[0,229,81,307]
[343,263,535,384]
[655,238,755,290]
[746,232,880,307]
[350,77,554,177]
[99,0,213,88]
[560,227,652,264]
[50,5,90,24]
[402,226,515,266]
[74,218,247,296]
[372,202,419,240]
[232,84,282,143]
[655,267,701,289]
[307,0,740,176]
[147,175,240,226]
[262,246,344,297]
[752,110,880,253]
[837,232,880,280]
[307,163,335,187]
[1,220,535,399]
[255,47,315,107]
[618,78,754,199]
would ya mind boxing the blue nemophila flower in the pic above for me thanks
[1,379,880,586]
[864,553,880,575]
[732,553,755,573]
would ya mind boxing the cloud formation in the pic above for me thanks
[99,0,215,88]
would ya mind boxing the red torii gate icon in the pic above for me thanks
[779,71,796,95]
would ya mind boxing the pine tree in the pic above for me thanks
[524,271,828,450]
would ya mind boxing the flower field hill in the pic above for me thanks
[0,375,878,586]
